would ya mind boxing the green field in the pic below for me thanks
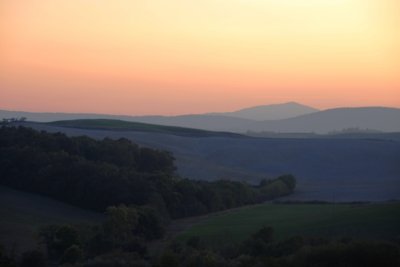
[48,119,242,137]
[179,203,400,247]
[0,186,104,253]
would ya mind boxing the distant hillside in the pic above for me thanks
[128,114,256,132]
[0,109,137,122]
[47,119,243,137]
[0,109,256,132]
[133,107,400,133]
[2,106,400,133]
[208,102,318,120]
[254,107,400,133]
[0,102,317,123]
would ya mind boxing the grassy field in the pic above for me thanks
[47,119,242,137]
[0,186,104,253]
[178,202,400,247]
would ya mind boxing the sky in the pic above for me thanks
[1,0,399,115]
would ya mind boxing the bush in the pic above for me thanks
[20,250,46,267]
[293,241,400,267]
[60,245,83,264]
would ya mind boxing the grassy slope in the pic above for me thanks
[0,186,104,253]
[179,203,400,247]
[47,119,242,137]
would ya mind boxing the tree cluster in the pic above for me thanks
[37,205,163,265]
[157,228,400,267]
[0,126,295,219]
[2,223,400,267]
[0,205,163,267]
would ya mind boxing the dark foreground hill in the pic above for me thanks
[0,185,103,253]
[22,122,400,202]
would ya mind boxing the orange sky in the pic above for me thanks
[1,0,399,115]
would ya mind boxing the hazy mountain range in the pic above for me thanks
[207,101,319,120]
[2,102,400,133]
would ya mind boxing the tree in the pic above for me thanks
[159,250,179,267]
[252,226,274,244]
[0,245,16,267]
[60,245,83,264]
[103,205,139,246]
[39,225,80,258]
[278,174,296,191]
[20,250,46,267]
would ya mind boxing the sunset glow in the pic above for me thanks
[1,0,399,115]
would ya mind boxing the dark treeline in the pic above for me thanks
[156,226,400,267]
[0,126,295,219]
[0,205,164,267]
[2,216,399,267]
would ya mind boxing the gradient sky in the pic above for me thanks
[1,0,399,115]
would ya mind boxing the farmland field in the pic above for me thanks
[179,202,400,247]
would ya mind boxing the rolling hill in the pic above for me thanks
[20,121,400,202]
[47,119,243,137]
[2,106,400,133]
[131,107,400,133]
[253,107,400,133]
[1,102,315,123]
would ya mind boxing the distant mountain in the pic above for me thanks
[99,107,400,133]
[2,106,400,133]
[0,109,257,132]
[0,101,318,123]
[208,102,319,120]
[254,107,400,133]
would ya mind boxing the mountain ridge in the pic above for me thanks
[2,105,400,133]
[207,101,319,120]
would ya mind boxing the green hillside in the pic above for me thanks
[179,202,400,247]
[47,119,242,137]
